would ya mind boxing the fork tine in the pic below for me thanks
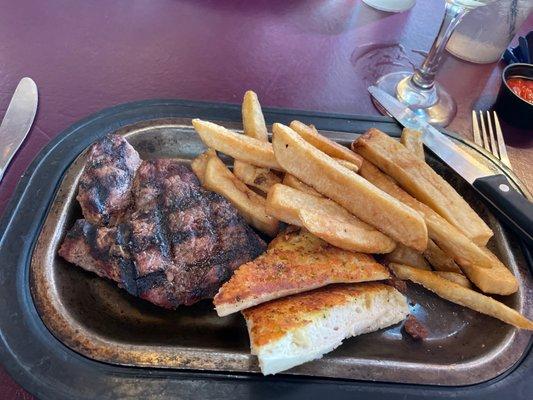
[472,110,482,146]
[486,111,499,157]
[478,111,490,151]
[493,112,513,169]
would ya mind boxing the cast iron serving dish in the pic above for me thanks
[0,99,531,399]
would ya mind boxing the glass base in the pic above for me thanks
[373,71,457,127]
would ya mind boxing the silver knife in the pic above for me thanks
[0,77,38,182]
[368,85,533,247]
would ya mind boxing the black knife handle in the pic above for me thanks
[473,174,533,248]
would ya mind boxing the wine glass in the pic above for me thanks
[373,0,495,127]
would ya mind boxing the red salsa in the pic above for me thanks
[506,77,533,104]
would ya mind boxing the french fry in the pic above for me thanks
[400,128,425,160]
[203,153,279,236]
[358,160,518,295]
[289,121,363,168]
[266,183,334,226]
[271,123,428,251]
[333,158,359,172]
[191,149,216,184]
[426,211,518,294]
[390,264,532,330]
[434,271,472,288]
[233,161,281,193]
[192,119,282,170]
[282,174,323,197]
[424,239,462,273]
[353,129,493,246]
[266,184,396,253]
[242,90,268,141]
[236,91,280,192]
[384,243,431,270]
[298,209,396,254]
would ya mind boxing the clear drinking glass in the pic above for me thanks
[447,0,533,64]
[373,0,495,126]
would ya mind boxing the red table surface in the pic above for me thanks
[0,1,531,398]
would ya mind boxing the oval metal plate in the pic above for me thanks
[30,117,532,386]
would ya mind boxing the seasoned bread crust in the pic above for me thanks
[243,283,404,348]
[214,228,390,316]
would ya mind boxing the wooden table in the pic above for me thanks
[0,1,531,398]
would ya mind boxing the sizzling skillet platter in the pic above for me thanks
[37,91,533,382]
[19,94,530,398]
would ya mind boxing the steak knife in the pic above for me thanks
[0,77,38,182]
[368,85,533,247]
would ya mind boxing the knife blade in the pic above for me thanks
[368,85,533,247]
[0,77,38,182]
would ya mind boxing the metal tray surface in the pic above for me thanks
[30,117,532,386]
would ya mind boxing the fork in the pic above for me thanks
[472,110,512,170]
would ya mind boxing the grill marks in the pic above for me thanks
[60,219,124,282]
[77,135,141,226]
[59,136,266,309]
[125,159,266,306]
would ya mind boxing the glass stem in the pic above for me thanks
[411,2,468,90]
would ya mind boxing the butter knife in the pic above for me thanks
[368,85,533,247]
[0,77,38,182]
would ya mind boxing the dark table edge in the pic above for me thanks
[0,98,531,400]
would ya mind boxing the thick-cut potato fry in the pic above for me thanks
[282,174,323,197]
[192,119,282,170]
[266,184,396,253]
[424,239,462,273]
[266,184,337,226]
[390,264,532,330]
[191,149,216,184]
[353,129,493,246]
[333,158,359,172]
[426,211,518,294]
[384,243,430,270]
[233,161,281,193]
[289,120,363,168]
[400,129,425,160]
[242,90,268,141]
[272,123,427,251]
[203,154,279,236]
[298,209,396,254]
[434,271,472,288]
[358,159,518,295]
[237,91,279,191]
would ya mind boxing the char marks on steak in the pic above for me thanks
[76,135,141,226]
[59,136,266,309]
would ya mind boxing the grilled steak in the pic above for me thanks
[76,135,141,226]
[58,219,126,283]
[60,144,266,309]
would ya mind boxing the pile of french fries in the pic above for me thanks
[191,90,532,331]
